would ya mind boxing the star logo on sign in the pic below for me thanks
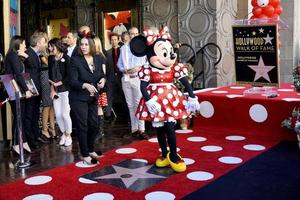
[248,56,275,82]
[94,164,166,188]
[252,31,256,36]
[263,34,273,45]
[259,28,264,33]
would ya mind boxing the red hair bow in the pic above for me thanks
[78,30,96,39]
[143,26,171,46]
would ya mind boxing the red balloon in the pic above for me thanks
[251,0,258,7]
[269,0,280,7]
[275,5,283,15]
[253,7,263,17]
[263,5,275,17]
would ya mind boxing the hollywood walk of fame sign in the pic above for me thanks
[232,24,279,86]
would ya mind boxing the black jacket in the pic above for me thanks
[24,47,41,92]
[48,53,70,93]
[69,55,106,101]
[71,46,80,58]
[4,51,28,92]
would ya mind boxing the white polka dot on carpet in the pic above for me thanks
[23,194,53,200]
[79,178,97,184]
[175,129,193,134]
[115,148,137,154]
[243,144,266,151]
[183,158,195,165]
[83,193,114,200]
[24,176,52,185]
[148,137,158,143]
[132,158,148,163]
[218,156,243,164]
[201,145,223,152]
[187,136,207,142]
[187,171,214,181]
[145,191,175,200]
[75,161,98,168]
[225,135,246,141]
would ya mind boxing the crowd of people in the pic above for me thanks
[3,25,148,165]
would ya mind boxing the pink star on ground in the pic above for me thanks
[248,56,275,82]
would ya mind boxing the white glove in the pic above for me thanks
[145,98,161,115]
[185,96,200,113]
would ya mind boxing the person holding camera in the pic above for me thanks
[48,38,72,146]
[69,31,106,165]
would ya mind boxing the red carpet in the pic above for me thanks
[0,128,282,200]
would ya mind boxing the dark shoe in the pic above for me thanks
[139,132,149,140]
[132,131,139,137]
[29,142,40,149]
[37,136,50,144]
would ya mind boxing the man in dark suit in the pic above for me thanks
[105,33,127,118]
[66,31,79,57]
[23,31,49,148]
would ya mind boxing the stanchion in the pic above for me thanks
[15,91,33,168]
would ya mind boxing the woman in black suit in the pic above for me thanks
[69,32,106,165]
[4,35,33,154]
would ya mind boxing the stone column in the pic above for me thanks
[75,0,95,31]
[280,0,300,83]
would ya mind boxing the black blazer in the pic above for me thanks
[69,55,106,101]
[105,48,120,79]
[4,51,28,92]
[48,53,70,93]
[24,47,41,92]
[71,46,80,58]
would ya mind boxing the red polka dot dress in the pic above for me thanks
[136,63,190,123]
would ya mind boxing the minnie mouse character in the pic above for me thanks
[130,26,200,172]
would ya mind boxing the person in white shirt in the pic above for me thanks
[66,31,78,57]
[117,27,148,139]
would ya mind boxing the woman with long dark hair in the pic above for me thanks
[4,35,33,154]
[48,38,72,146]
[69,32,106,165]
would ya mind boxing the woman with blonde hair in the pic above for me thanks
[93,36,108,139]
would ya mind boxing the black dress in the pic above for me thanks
[4,51,28,145]
[40,60,53,107]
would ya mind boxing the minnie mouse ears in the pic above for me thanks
[130,35,147,57]
[78,30,96,39]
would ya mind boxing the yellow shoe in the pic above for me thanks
[155,156,170,167]
[167,152,187,172]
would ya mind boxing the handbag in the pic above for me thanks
[98,89,108,107]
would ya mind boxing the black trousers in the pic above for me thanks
[10,99,26,145]
[106,73,127,116]
[70,98,99,157]
[24,96,41,145]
